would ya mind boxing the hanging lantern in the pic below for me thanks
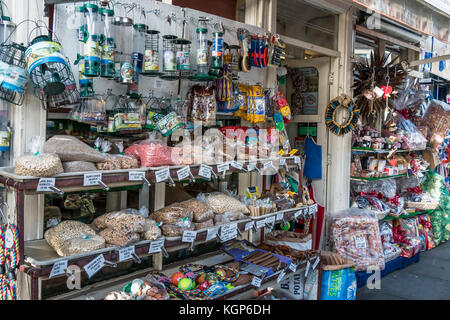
[26,34,78,102]
[142,30,161,77]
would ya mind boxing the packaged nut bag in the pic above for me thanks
[15,136,64,177]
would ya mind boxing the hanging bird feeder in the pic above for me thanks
[26,34,77,99]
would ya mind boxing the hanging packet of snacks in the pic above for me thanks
[233,84,249,119]
[156,111,183,137]
[251,85,266,123]
[273,90,291,123]
[146,111,164,131]
[216,74,235,112]
[188,85,217,126]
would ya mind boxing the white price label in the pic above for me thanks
[244,221,255,231]
[310,204,318,213]
[276,213,284,221]
[118,246,135,262]
[182,230,197,243]
[353,235,367,249]
[83,173,102,186]
[231,161,243,170]
[263,161,273,170]
[129,171,145,181]
[295,210,302,218]
[148,239,165,254]
[280,158,286,166]
[206,227,219,241]
[84,254,105,279]
[154,79,163,88]
[305,261,311,278]
[216,163,229,173]
[4,229,13,249]
[50,260,68,278]
[155,167,170,183]
[220,223,238,242]
[266,216,276,225]
[294,156,300,164]
[256,219,267,229]
[176,166,191,181]
[37,178,55,192]
[251,276,262,288]
[277,270,286,284]
[312,257,320,270]
[247,163,256,172]
[288,262,297,272]
[198,164,212,180]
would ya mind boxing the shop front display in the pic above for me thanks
[0,0,448,303]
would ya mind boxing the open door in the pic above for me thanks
[283,56,331,249]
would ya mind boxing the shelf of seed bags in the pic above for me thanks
[0,156,299,192]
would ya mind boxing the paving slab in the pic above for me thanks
[357,241,450,300]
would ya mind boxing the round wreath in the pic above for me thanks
[325,94,359,136]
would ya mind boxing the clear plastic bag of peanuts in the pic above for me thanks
[15,136,64,177]
[93,210,146,234]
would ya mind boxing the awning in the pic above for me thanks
[351,0,450,45]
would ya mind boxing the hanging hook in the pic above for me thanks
[0,202,9,226]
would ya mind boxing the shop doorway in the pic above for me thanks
[283,57,331,248]
[285,57,330,208]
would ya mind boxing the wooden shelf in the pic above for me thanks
[22,205,317,275]
[0,156,299,193]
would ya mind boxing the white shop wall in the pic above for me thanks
[53,0,269,101]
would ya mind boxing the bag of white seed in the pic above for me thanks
[15,136,64,177]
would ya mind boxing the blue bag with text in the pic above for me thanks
[320,252,357,300]
[321,268,356,300]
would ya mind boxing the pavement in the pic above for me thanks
[357,241,450,300]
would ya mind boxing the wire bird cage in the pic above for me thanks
[25,34,79,107]
[0,10,28,106]
[159,35,179,81]
[0,42,27,106]
[141,30,161,77]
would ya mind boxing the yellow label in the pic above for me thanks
[287,191,295,197]
[289,149,298,155]
[278,150,285,155]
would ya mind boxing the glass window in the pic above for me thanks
[287,67,319,115]
[277,0,338,51]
